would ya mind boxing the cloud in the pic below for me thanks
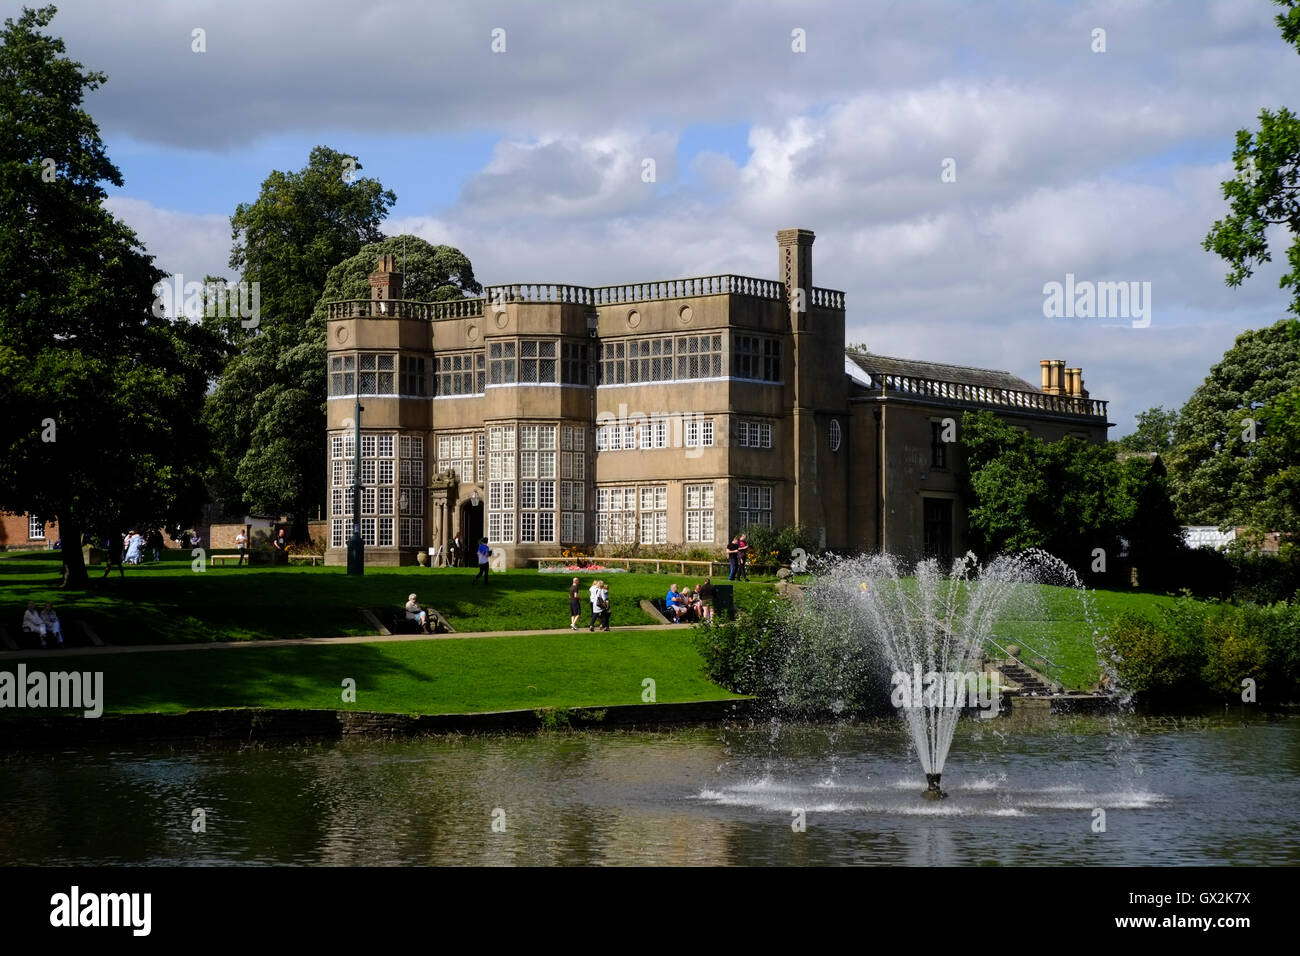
[104,197,232,281]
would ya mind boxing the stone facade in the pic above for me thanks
[323,228,1111,567]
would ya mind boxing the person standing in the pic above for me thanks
[726,536,740,581]
[124,530,142,565]
[569,577,582,630]
[736,533,751,581]
[235,527,249,566]
[452,533,465,568]
[698,577,716,621]
[473,537,491,584]
[588,579,603,631]
[598,581,611,631]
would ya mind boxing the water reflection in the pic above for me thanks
[1,712,1295,866]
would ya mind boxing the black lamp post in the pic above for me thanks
[346,399,365,575]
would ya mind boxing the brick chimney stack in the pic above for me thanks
[369,252,402,302]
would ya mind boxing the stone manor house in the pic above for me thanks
[323,228,1110,567]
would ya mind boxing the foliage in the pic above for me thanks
[1101,598,1300,702]
[1100,611,1203,696]
[0,6,220,586]
[690,597,786,696]
[315,234,481,304]
[736,524,818,569]
[1166,319,1300,537]
[1114,406,1179,453]
[960,411,1184,582]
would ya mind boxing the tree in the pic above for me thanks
[205,148,396,525]
[1114,406,1179,453]
[1203,1,1300,316]
[1166,319,1300,535]
[960,411,1183,580]
[0,5,218,586]
[229,145,396,331]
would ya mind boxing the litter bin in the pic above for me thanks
[712,584,735,618]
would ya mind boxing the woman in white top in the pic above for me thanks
[22,601,47,647]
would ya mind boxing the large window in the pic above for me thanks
[676,334,723,380]
[628,337,673,383]
[487,425,516,543]
[400,356,429,396]
[738,483,773,528]
[518,425,557,542]
[562,342,588,384]
[489,342,517,384]
[330,431,401,548]
[930,421,948,469]
[437,352,484,396]
[684,418,714,449]
[519,340,558,384]
[600,341,626,385]
[596,486,638,544]
[329,355,355,396]
[437,433,478,481]
[639,486,668,544]
[737,420,773,449]
[359,353,395,394]
[733,335,781,382]
[685,484,715,542]
[28,515,44,540]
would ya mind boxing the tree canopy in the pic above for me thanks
[0,5,219,585]
[1166,319,1300,535]
[1114,406,1179,454]
[960,411,1183,581]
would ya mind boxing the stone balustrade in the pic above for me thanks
[328,274,847,319]
[865,372,1108,419]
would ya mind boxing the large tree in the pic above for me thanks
[1201,0,1300,546]
[0,5,219,586]
[205,148,395,525]
[1166,320,1300,536]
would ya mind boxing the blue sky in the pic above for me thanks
[13,0,1300,435]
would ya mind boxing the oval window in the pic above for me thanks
[829,419,842,452]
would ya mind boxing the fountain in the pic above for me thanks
[778,551,1076,798]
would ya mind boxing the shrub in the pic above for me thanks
[736,524,818,572]
[690,596,786,695]
[1201,606,1271,699]
[1100,610,1201,696]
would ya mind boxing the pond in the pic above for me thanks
[2,709,1295,865]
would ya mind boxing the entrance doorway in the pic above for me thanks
[459,499,484,561]
[923,498,953,564]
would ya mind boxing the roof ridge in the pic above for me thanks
[846,349,1016,377]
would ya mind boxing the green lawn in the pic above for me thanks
[0,551,767,645]
[0,629,744,717]
[994,586,1179,689]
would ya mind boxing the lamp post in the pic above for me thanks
[347,399,365,575]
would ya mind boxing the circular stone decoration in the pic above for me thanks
[627,309,641,329]
[467,324,479,342]
[334,325,349,344]
[678,304,693,324]
[494,309,509,329]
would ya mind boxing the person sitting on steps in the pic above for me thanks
[405,593,433,633]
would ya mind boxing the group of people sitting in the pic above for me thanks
[664,580,715,623]
[21,601,64,648]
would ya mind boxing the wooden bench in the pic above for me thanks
[209,555,246,567]
[287,554,323,566]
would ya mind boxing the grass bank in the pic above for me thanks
[0,629,743,717]
[0,551,769,645]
